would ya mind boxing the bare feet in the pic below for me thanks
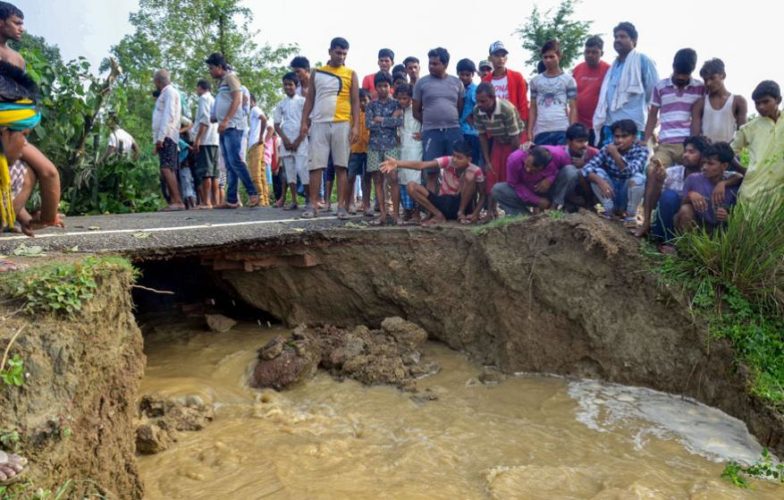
[160,204,185,212]
[0,450,27,485]
[421,215,446,226]
[633,223,650,238]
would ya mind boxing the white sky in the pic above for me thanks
[20,0,784,104]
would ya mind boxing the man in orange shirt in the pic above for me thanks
[362,48,395,99]
[572,36,610,146]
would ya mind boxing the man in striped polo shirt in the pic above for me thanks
[637,48,704,235]
[473,82,523,219]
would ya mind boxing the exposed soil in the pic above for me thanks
[2,211,782,498]
[204,212,784,456]
[0,264,144,498]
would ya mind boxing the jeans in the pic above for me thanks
[492,182,530,216]
[534,131,567,146]
[463,133,482,167]
[219,128,258,204]
[589,169,646,214]
[651,189,681,242]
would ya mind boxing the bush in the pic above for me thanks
[652,197,784,405]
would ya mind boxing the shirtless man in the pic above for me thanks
[0,2,62,228]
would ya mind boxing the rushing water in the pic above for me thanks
[138,322,781,499]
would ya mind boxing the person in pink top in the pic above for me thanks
[380,140,486,225]
[491,145,577,215]
[572,36,610,146]
[362,48,394,99]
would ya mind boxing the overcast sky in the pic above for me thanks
[21,0,784,106]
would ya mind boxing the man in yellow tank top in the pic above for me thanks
[300,37,360,219]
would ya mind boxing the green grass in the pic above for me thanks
[472,214,530,235]
[650,197,784,406]
[0,256,135,316]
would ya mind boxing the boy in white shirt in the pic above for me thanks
[273,72,309,210]
[395,84,423,224]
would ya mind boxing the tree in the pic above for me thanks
[107,0,297,134]
[515,0,593,73]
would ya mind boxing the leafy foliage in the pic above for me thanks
[107,0,297,133]
[651,197,784,405]
[11,1,297,216]
[721,449,784,488]
[0,355,24,387]
[0,257,133,316]
[514,0,593,72]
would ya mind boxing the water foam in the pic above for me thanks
[567,379,767,465]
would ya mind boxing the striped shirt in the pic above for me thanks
[472,98,523,140]
[583,143,649,180]
[651,77,704,144]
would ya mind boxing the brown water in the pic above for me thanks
[138,322,782,499]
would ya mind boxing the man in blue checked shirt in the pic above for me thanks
[582,119,648,225]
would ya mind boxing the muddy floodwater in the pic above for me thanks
[138,322,782,499]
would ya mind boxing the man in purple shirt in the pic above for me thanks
[491,145,577,215]
[675,142,738,233]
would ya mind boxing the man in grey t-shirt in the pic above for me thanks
[206,52,259,208]
[413,47,465,192]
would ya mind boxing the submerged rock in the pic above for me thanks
[251,332,321,390]
[135,395,215,455]
[205,313,237,333]
[250,317,438,391]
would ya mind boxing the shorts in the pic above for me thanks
[651,143,683,168]
[308,121,350,170]
[194,145,219,183]
[348,152,367,178]
[179,166,196,199]
[282,155,309,185]
[427,192,472,220]
[367,148,398,174]
[158,137,178,170]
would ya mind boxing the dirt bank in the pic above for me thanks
[205,213,784,456]
[0,259,144,498]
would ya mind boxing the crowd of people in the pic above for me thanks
[142,22,781,252]
[0,0,783,258]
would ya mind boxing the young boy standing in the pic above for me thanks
[274,72,308,210]
[731,80,784,208]
[348,89,371,213]
[582,119,649,224]
[691,59,747,144]
[366,72,403,225]
[457,58,481,165]
[380,140,485,225]
[528,40,578,146]
[675,142,739,233]
[395,83,423,223]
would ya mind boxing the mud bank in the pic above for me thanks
[200,213,784,456]
[0,260,144,498]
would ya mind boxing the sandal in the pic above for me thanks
[283,203,299,211]
[337,207,350,220]
[368,217,387,226]
[301,208,317,219]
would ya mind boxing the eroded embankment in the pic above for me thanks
[198,213,784,456]
[0,260,144,498]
